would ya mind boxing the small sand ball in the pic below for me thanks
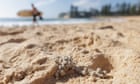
[14,70,26,81]
[54,56,75,79]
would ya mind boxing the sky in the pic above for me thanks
[0,0,139,18]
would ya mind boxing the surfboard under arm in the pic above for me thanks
[17,10,42,17]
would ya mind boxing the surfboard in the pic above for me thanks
[17,10,43,17]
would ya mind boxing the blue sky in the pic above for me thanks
[0,0,139,18]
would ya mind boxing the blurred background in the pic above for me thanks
[0,0,139,18]
[0,0,140,26]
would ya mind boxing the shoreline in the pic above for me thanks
[0,17,125,27]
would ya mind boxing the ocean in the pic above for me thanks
[0,18,124,27]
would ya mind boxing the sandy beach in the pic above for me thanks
[0,16,140,84]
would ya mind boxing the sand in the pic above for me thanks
[0,17,140,84]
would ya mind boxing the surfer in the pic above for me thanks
[31,4,43,23]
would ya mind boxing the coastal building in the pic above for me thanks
[59,5,98,18]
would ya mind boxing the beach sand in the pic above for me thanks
[0,16,140,84]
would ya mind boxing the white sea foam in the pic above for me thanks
[0,18,125,27]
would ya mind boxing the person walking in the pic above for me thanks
[31,4,43,23]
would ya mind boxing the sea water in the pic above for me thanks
[0,18,124,27]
